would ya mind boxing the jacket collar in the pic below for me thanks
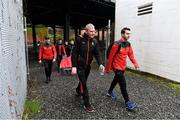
[45,42,52,47]
[83,33,94,41]
[83,33,89,39]
[120,37,128,42]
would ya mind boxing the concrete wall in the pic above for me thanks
[0,0,27,119]
[115,0,180,82]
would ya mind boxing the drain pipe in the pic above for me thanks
[23,16,30,80]
[105,19,111,64]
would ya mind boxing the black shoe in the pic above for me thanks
[45,77,49,83]
[45,80,49,84]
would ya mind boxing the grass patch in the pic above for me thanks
[126,68,180,93]
[23,99,42,120]
[168,83,180,90]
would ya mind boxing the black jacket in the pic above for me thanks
[65,44,72,56]
[71,33,102,68]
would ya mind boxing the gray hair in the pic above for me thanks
[85,23,95,30]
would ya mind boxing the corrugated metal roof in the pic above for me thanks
[24,0,115,28]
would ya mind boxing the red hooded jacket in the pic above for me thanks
[106,38,138,73]
[39,43,57,60]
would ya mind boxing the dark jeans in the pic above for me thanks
[108,70,129,103]
[43,60,53,79]
[76,65,91,107]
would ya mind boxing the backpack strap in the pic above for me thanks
[108,40,121,62]
[114,41,121,56]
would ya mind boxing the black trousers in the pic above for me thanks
[76,65,91,107]
[43,60,53,79]
[57,55,63,71]
[108,70,129,103]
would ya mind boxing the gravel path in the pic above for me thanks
[28,54,180,119]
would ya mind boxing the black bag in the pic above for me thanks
[106,41,121,59]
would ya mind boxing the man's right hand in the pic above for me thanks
[71,67,77,75]
[134,65,139,70]
[38,60,42,64]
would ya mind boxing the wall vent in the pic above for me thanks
[138,3,153,16]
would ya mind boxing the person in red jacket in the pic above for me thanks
[106,27,139,110]
[39,36,57,83]
[56,39,67,73]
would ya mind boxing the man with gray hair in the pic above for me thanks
[71,23,105,112]
[85,23,95,30]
